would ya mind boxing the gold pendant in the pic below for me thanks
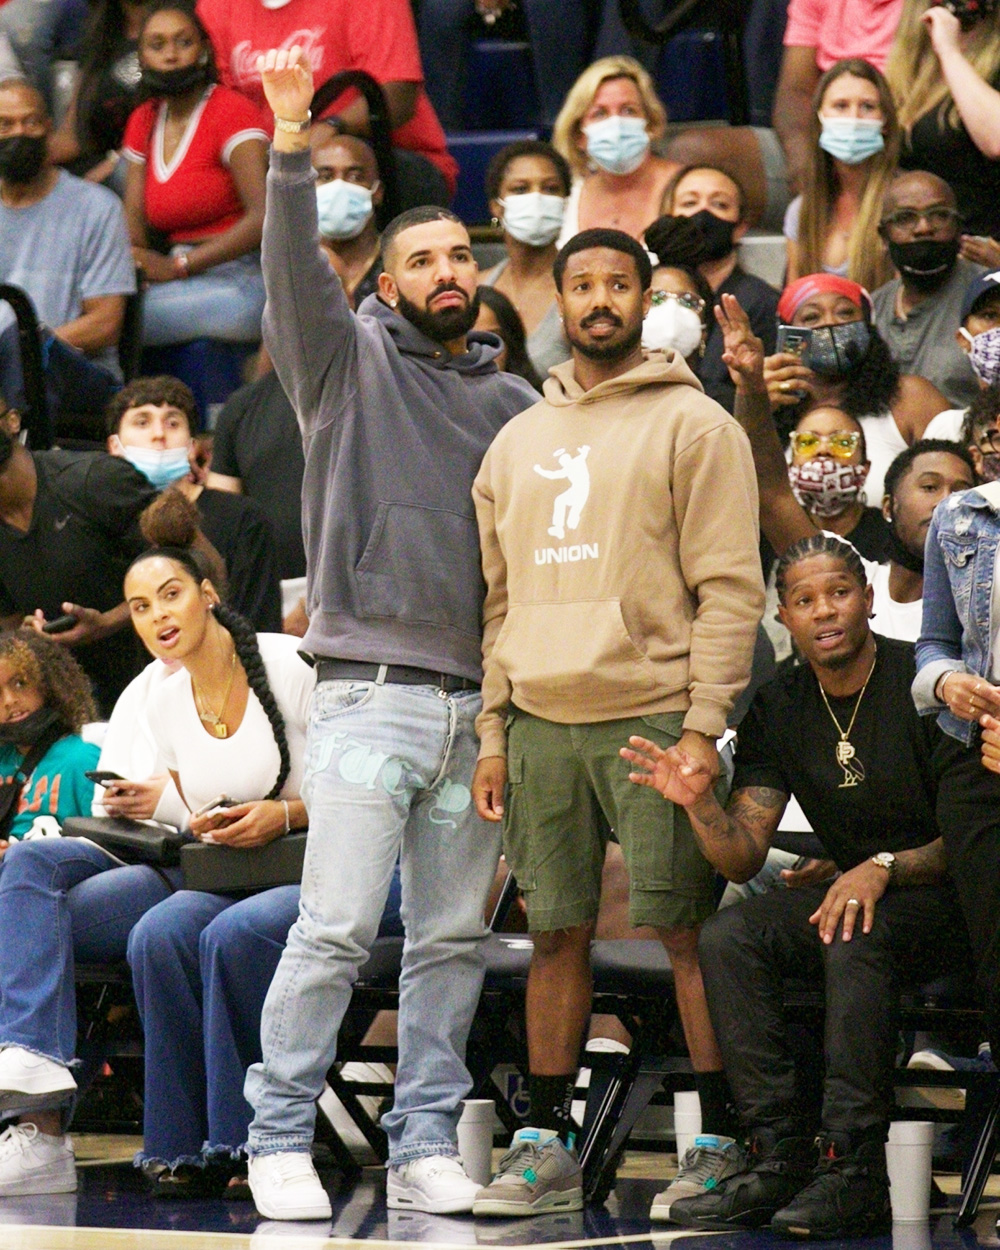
[213,723,228,739]
[836,738,864,788]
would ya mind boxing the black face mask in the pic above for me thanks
[141,62,210,97]
[687,209,738,262]
[0,135,47,185]
[885,520,925,573]
[0,705,62,747]
[887,237,960,293]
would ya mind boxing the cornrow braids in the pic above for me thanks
[775,532,867,604]
[214,604,291,800]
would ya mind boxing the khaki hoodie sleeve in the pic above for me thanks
[673,418,765,737]
[473,451,511,759]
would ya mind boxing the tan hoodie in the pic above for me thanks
[473,351,765,759]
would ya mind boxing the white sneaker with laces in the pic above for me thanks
[247,1152,332,1221]
[0,1048,76,1110]
[0,1122,76,1196]
[387,1154,480,1214]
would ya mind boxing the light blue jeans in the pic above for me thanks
[141,253,265,347]
[245,680,500,1165]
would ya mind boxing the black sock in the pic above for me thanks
[528,1073,577,1144]
[694,1070,739,1140]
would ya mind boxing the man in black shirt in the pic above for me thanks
[0,409,155,714]
[622,531,970,1239]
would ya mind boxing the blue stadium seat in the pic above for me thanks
[141,341,255,429]
[447,128,539,227]
[655,29,729,122]
[463,40,540,131]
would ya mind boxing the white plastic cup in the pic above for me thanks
[457,1099,495,1187]
[885,1120,934,1223]
[892,1219,933,1250]
[674,1090,702,1161]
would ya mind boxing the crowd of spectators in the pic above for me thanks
[3,0,1000,1241]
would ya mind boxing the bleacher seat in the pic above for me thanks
[141,340,255,429]
[463,40,540,131]
[447,129,539,227]
[654,30,730,123]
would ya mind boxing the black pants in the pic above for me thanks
[936,747,1000,1060]
[699,881,971,1134]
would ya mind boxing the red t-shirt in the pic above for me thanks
[122,84,269,244]
[195,0,458,193]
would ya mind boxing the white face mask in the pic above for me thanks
[642,298,704,358]
[583,115,650,176]
[498,192,566,247]
[315,179,377,241]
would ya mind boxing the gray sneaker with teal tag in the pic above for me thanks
[650,1135,747,1221]
[472,1128,583,1216]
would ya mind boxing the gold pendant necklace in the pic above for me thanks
[817,642,877,789]
[193,646,237,739]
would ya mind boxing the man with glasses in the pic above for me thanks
[872,170,983,409]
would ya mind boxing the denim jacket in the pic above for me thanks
[912,483,1000,745]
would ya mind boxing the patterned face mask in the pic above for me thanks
[788,455,869,517]
[960,325,1000,386]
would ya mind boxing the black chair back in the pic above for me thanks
[0,283,51,449]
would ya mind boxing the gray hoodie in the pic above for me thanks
[262,149,539,681]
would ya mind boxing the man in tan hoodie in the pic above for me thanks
[470,228,765,1218]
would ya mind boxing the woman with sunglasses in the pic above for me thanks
[641,217,715,376]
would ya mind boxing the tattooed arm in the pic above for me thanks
[892,837,947,885]
[621,734,786,882]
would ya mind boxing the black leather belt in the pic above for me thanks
[315,659,479,692]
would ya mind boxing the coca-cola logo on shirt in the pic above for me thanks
[230,28,325,87]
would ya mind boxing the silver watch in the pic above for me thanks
[871,851,897,882]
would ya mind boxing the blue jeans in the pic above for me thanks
[127,871,403,1166]
[245,681,501,1165]
[141,254,265,347]
[0,839,176,1068]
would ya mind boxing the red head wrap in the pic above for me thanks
[777,274,873,324]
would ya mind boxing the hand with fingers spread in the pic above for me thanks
[936,671,1000,723]
[256,45,314,124]
[716,292,766,391]
[810,859,887,943]
[620,734,716,807]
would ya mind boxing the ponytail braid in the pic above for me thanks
[214,604,291,800]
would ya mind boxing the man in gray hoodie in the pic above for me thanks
[244,46,539,1223]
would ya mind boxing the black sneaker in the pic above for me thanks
[668,1128,815,1230]
[770,1132,891,1239]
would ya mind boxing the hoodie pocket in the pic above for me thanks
[355,503,483,636]
[496,599,658,703]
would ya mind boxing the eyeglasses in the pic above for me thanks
[976,427,1000,455]
[789,430,863,460]
[880,206,962,235]
[650,289,706,315]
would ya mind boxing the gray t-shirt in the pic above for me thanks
[871,256,983,411]
[0,171,136,374]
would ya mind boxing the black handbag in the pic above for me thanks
[0,723,67,840]
[180,832,308,895]
[61,816,190,866]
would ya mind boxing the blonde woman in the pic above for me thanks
[784,59,899,290]
[552,55,678,244]
[888,0,1000,253]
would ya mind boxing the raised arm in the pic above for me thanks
[256,46,362,431]
[717,293,816,553]
[621,735,784,882]
[924,7,1000,161]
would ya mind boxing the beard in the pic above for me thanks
[396,286,480,344]
[566,311,643,362]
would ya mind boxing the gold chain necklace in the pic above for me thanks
[817,641,877,789]
[193,646,237,739]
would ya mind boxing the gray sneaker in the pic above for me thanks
[472,1128,583,1216]
[650,1135,746,1222]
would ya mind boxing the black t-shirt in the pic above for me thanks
[196,488,282,633]
[0,452,156,714]
[211,372,306,581]
[845,506,892,564]
[902,98,1000,237]
[732,635,961,870]
[701,267,779,414]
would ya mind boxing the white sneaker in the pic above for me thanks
[247,1152,332,1221]
[387,1155,480,1214]
[0,1049,76,1110]
[0,1123,76,1196]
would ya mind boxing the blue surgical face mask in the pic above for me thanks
[583,115,650,176]
[121,444,191,490]
[818,116,885,165]
[316,178,376,241]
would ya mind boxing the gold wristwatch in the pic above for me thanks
[871,851,897,882]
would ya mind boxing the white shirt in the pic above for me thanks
[867,560,922,644]
[149,633,315,813]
